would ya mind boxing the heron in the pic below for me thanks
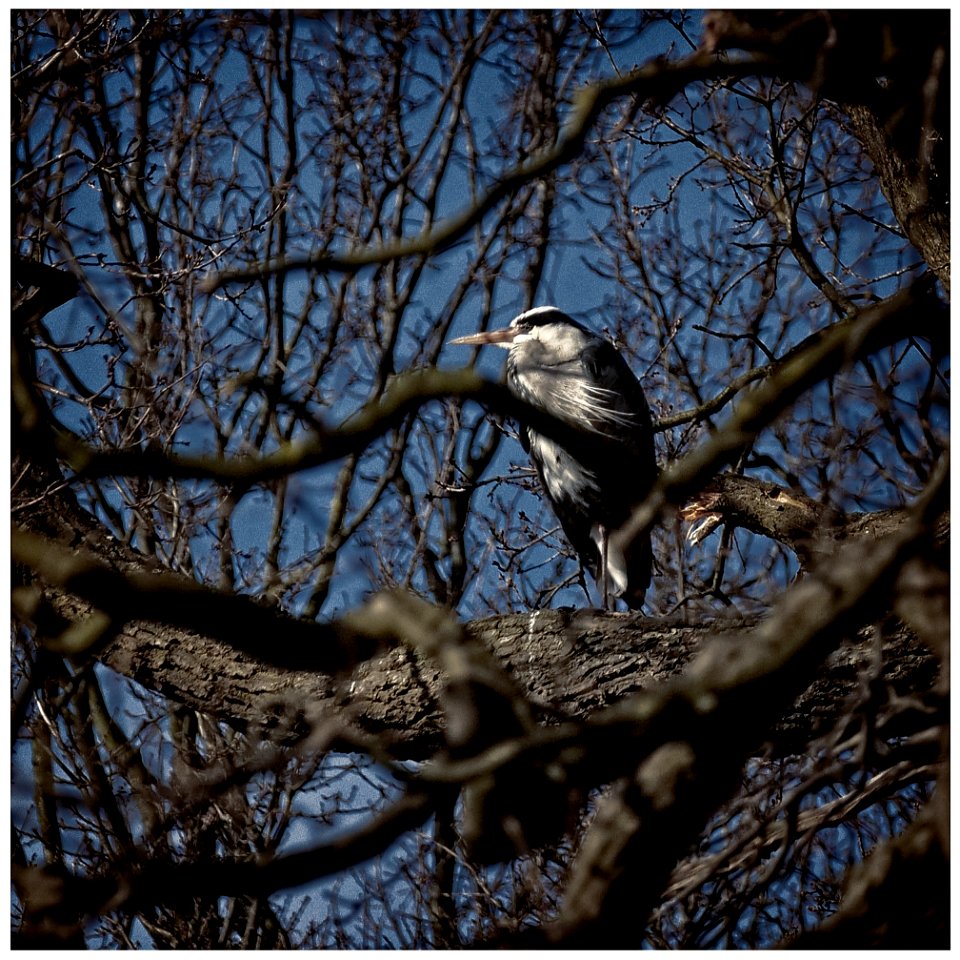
[450,306,657,609]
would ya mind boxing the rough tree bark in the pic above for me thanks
[13,449,942,763]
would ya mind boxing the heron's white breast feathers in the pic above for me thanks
[527,433,599,504]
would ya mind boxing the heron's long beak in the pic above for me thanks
[449,327,518,347]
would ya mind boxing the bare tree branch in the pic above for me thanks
[202,49,780,291]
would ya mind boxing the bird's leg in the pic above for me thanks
[598,523,611,611]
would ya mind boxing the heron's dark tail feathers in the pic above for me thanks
[620,533,653,610]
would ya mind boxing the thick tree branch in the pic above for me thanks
[12,528,393,673]
[844,103,950,294]
[11,460,947,940]
[512,455,947,947]
[32,282,942,510]
[703,10,949,294]
[13,453,942,763]
[612,280,945,562]
[680,472,929,568]
[41,368,623,485]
